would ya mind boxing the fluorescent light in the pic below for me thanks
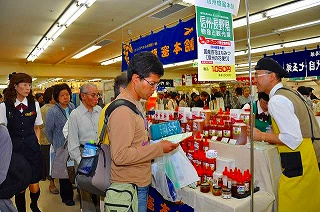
[72,46,101,59]
[101,56,122,66]
[51,25,67,40]
[58,4,79,25]
[0,85,7,89]
[266,0,320,18]
[163,60,195,68]
[32,78,37,81]
[235,50,246,57]
[233,0,320,28]
[236,62,257,68]
[88,78,102,82]
[235,37,320,56]
[234,13,267,28]
[276,20,320,33]
[283,37,320,48]
[26,0,97,62]
[235,71,256,75]
[65,6,87,27]
[251,44,282,54]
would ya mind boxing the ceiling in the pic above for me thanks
[0,0,319,86]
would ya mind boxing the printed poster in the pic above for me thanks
[195,5,236,81]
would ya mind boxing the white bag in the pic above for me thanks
[152,145,198,202]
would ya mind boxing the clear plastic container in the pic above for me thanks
[82,143,98,157]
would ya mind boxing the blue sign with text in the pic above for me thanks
[122,18,197,71]
[267,48,320,78]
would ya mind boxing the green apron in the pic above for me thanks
[253,101,271,132]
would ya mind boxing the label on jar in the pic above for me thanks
[229,139,237,145]
[217,130,222,137]
[233,126,241,135]
[223,129,231,137]
[244,182,250,191]
[203,130,209,137]
[237,185,245,194]
[194,141,199,150]
[209,129,216,136]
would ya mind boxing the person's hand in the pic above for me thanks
[247,126,264,141]
[160,140,179,153]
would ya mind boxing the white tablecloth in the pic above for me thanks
[181,187,275,212]
[209,141,282,211]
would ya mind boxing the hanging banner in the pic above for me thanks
[195,1,239,81]
[147,187,193,212]
[267,48,320,78]
[122,18,197,71]
[195,0,240,15]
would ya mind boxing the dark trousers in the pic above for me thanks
[59,179,73,202]
[40,145,50,180]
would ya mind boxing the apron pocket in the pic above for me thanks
[280,151,303,178]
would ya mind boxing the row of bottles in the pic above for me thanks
[211,167,252,199]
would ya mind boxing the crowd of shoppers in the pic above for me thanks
[1,53,320,212]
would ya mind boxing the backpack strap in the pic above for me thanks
[98,99,142,143]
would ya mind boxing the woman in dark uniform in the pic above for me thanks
[1,73,43,212]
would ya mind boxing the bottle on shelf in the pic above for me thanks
[216,119,224,141]
[232,119,247,145]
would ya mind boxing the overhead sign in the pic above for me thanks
[195,1,238,81]
[267,48,320,78]
[195,0,240,15]
[122,18,197,71]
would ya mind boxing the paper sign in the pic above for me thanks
[221,137,229,143]
[229,139,237,145]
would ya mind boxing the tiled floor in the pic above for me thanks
[12,180,81,212]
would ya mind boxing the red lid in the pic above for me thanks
[218,108,224,115]
[222,166,228,175]
[196,131,202,139]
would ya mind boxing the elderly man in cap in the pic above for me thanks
[250,57,320,212]
[219,82,234,110]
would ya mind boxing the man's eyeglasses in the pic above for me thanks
[254,72,271,78]
[143,78,159,88]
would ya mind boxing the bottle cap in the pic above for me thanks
[89,139,95,144]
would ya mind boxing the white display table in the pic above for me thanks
[181,187,274,212]
[208,141,282,211]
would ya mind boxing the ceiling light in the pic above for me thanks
[72,46,101,59]
[233,0,320,28]
[236,62,257,68]
[32,78,37,81]
[266,0,320,18]
[101,56,122,66]
[283,37,320,48]
[235,70,256,75]
[26,0,97,62]
[235,37,320,56]
[251,44,283,54]
[163,60,195,68]
[88,78,102,82]
[275,20,320,33]
[0,85,7,89]
[234,13,267,28]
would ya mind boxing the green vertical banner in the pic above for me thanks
[195,0,240,81]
